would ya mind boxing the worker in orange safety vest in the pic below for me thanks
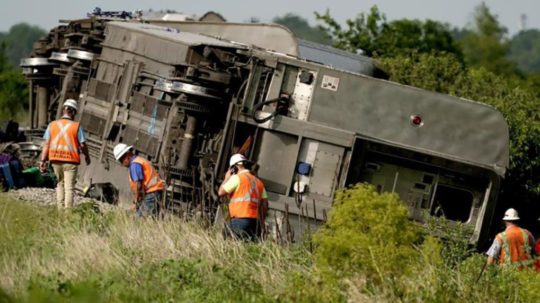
[39,99,91,209]
[486,208,535,269]
[113,143,165,217]
[218,154,268,241]
[534,217,540,272]
[535,234,540,272]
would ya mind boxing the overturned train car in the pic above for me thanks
[21,16,509,246]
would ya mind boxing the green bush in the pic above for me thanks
[0,43,28,121]
[313,183,421,283]
[423,214,475,267]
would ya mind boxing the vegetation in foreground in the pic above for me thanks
[1,185,540,302]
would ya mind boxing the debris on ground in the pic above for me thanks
[82,182,119,204]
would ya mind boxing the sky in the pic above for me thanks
[1,0,539,36]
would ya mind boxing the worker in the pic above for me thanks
[486,208,535,269]
[535,235,540,272]
[113,143,165,217]
[218,154,268,241]
[39,99,91,209]
[534,217,540,272]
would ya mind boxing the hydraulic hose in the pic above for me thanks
[251,94,290,124]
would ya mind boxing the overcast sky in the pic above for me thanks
[2,0,539,36]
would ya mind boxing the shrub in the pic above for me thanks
[313,183,421,284]
[423,214,475,267]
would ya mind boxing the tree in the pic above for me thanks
[272,13,331,45]
[0,23,46,67]
[0,43,28,120]
[508,29,540,74]
[0,42,7,71]
[315,6,462,58]
[458,3,516,75]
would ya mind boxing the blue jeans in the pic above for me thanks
[229,218,259,241]
[137,191,163,218]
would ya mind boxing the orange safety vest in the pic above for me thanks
[496,225,533,269]
[129,156,165,195]
[534,240,540,272]
[229,172,264,219]
[48,119,81,164]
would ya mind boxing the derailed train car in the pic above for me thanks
[21,13,509,246]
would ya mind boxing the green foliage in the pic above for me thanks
[509,29,540,74]
[316,6,462,58]
[67,201,114,234]
[20,258,281,303]
[310,186,540,301]
[0,196,60,261]
[273,13,332,45]
[458,3,516,75]
[378,51,466,93]
[0,43,28,121]
[0,23,46,67]
[423,215,475,267]
[0,23,44,121]
[313,184,420,283]
[281,271,344,303]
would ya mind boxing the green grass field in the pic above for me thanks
[1,185,540,302]
[0,195,317,302]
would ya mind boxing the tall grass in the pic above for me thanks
[0,196,314,302]
[2,185,540,302]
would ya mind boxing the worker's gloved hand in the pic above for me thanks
[39,161,47,173]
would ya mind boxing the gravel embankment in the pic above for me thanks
[7,187,117,212]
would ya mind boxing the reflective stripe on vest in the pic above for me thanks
[229,172,263,219]
[499,227,533,268]
[129,156,165,195]
[48,119,80,163]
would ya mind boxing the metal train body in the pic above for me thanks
[21,14,509,246]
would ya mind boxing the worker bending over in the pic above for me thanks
[114,143,165,217]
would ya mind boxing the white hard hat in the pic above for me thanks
[503,208,520,221]
[229,153,247,167]
[113,143,133,161]
[63,99,78,112]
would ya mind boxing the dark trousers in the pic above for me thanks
[136,190,163,218]
[228,218,260,241]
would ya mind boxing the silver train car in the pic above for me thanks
[21,13,508,246]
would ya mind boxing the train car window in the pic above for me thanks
[431,185,473,222]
